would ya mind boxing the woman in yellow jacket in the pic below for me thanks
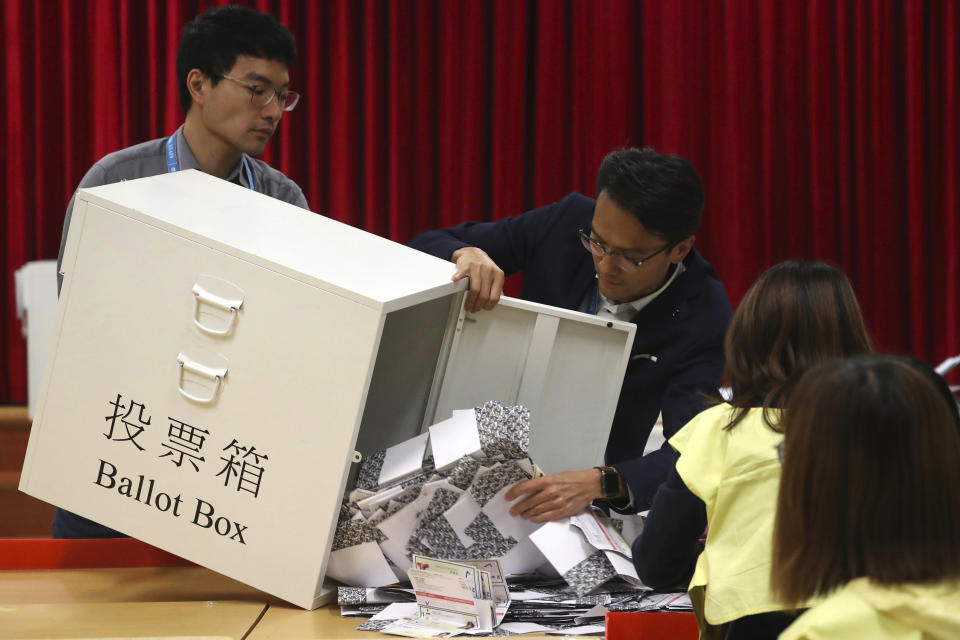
[773,355,960,640]
[633,261,873,639]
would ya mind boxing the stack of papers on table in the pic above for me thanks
[605,590,693,612]
[379,555,511,637]
[347,577,658,636]
[339,571,695,636]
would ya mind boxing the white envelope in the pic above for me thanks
[380,432,430,485]
[326,540,398,587]
[527,519,595,575]
[570,509,632,557]
[429,412,483,470]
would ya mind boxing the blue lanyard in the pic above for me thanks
[586,281,600,315]
[165,136,256,192]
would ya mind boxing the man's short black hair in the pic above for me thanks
[595,147,705,244]
[176,5,297,113]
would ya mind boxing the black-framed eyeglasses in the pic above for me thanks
[220,75,301,112]
[578,228,672,272]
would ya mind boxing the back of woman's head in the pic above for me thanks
[772,355,960,605]
[724,261,872,429]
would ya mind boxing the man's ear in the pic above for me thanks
[186,69,208,106]
[668,235,695,264]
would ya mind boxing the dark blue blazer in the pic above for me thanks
[409,193,732,511]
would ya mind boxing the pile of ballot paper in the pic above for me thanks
[327,401,646,610]
[339,577,692,637]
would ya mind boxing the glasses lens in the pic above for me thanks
[613,255,638,272]
[251,90,273,109]
[580,232,601,256]
[282,91,300,112]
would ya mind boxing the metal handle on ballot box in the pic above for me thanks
[192,283,243,336]
[177,352,228,404]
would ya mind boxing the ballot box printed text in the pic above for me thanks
[93,392,272,545]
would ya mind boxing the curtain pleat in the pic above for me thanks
[2,0,959,402]
[5,0,28,402]
[489,0,529,228]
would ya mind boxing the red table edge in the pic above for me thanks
[0,538,194,570]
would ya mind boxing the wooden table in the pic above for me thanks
[0,539,564,639]
[0,565,434,640]
[0,565,561,640]
[2,599,268,640]
[0,564,268,640]
[0,538,698,639]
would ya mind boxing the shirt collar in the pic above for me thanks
[597,260,686,317]
[173,125,248,186]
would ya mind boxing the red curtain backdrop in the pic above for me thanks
[3,0,959,403]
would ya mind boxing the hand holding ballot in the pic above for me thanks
[505,468,604,523]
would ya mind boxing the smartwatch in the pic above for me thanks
[595,466,624,499]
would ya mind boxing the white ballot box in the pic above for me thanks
[19,170,635,609]
[14,260,59,418]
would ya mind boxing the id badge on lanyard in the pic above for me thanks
[166,136,256,192]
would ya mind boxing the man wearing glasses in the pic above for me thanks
[53,5,306,538]
[56,5,305,289]
[409,148,732,522]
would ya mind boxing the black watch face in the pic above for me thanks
[602,469,619,497]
